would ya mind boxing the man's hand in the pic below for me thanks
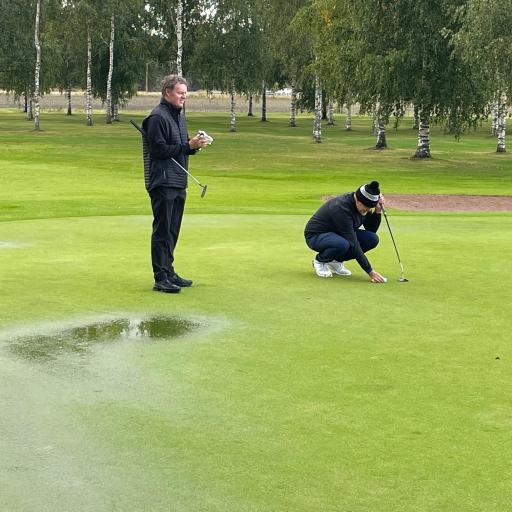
[189,134,209,150]
[375,194,385,214]
[369,270,387,283]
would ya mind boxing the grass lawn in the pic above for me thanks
[1,110,512,511]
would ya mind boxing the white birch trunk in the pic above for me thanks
[261,81,267,122]
[327,98,334,125]
[415,112,431,158]
[412,104,419,129]
[496,114,506,152]
[289,82,297,127]
[176,0,183,76]
[106,13,115,124]
[230,81,236,132]
[33,0,41,131]
[345,100,352,131]
[313,76,322,143]
[86,29,93,126]
[491,100,498,136]
[371,109,378,135]
[496,98,506,153]
[374,104,387,149]
[375,125,387,148]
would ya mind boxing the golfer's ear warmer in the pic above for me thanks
[356,181,380,207]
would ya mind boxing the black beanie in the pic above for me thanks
[355,181,380,207]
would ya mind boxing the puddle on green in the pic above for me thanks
[8,316,199,362]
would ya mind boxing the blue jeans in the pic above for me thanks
[305,230,379,263]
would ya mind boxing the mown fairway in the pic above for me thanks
[1,110,512,511]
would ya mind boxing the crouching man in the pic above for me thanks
[304,181,387,283]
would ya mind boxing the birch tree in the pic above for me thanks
[0,0,37,118]
[85,27,93,126]
[105,13,115,124]
[87,1,145,120]
[326,98,335,125]
[345,97,352,131]
[264,0,311,128]
[230,80,237,132]
[374,103,387,149]
[261,81,267,122]
[495,96,506,153]
[143,0,201,76]
[44,1,84,116]
[191,0,265,131]
[289,82,298,127]
[290,4,330,141]
[33,0,42,131]
[313,75,322,143]
[415,112,431,158]
[455,0,512,153]
[385,0,487,156]
[176,0,183,75]
[69,0,101,126]
[311,0,487,157]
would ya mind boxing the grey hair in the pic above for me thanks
[161,75,188,95]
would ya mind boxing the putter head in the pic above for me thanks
[399,277,409,282]
[200,184,208,198]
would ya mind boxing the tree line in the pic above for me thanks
[1,0,511,155]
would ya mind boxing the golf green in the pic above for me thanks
[1,111,512,510]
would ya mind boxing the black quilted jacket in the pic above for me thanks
[142,99,196,191]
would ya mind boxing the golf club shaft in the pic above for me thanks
[381,204,405,272]
[129,120,205,188]
[170,157,204,187]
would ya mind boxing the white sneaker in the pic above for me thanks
[327,260,352,276]
[312,259,333,278]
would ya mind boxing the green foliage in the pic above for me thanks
[91,3,147,104]
[190,0,266,94]
[258,0,311,92]
[298,0,492,136]
[142,0,204,76]
[1,0,510,135]
[0,0,37,95]
[454,0,512,100]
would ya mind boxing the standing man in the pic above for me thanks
[304,181,387,283]
[142,75,209,293]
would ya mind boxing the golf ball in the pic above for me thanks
[383,277,388,283]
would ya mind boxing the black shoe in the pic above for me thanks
[168,274,193,287]
[153,279,181,293]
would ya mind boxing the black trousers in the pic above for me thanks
[149,187,186,281]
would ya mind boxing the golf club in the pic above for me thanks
[381,204,409,282]
[130,120,208,198]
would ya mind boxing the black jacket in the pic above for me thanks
[304,192,381,273]
[142,99,196,191]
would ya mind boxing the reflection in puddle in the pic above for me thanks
[8,316,199,362]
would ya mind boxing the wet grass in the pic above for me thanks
[7,316,199,362]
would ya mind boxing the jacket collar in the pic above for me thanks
[160,97,182,116]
